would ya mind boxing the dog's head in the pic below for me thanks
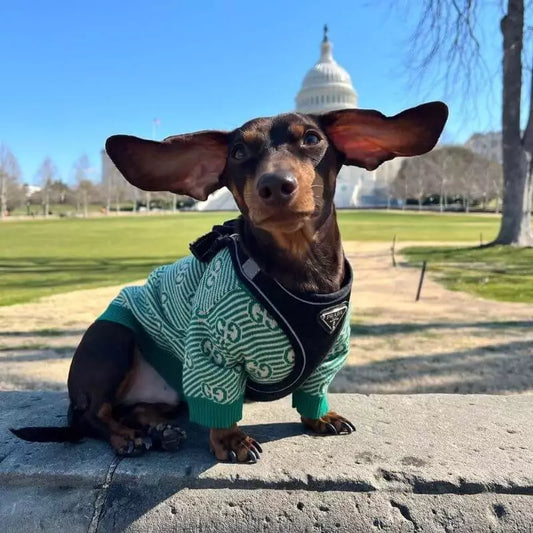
[106,102,447,233]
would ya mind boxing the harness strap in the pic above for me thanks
[190,219,352,401]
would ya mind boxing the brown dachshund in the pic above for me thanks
[11,102,448,462]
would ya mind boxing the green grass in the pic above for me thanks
[0,210,515,306]
[0,213,224,306]
[403,245,533,303]
[337,210,499,242]
[10,203,104,216]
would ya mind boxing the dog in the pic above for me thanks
[11,102,448,462]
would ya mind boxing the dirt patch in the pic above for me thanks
[338,241,533,394]
[1,241,532,394]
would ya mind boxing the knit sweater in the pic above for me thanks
[99,247,350,429]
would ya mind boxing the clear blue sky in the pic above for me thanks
[1,1,506,184]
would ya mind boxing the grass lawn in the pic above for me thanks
[0,210,514,306]
[9,203,104,217]
[0,213,223,306]
[337,210,499,242]
[402,245,533,303]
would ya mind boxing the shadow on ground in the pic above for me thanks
[0,329,85,337]
[334,338,533,394]
[1,320,532,395]
[351,320,533,336]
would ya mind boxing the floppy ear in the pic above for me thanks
[319,101,448,170]
[105,131,229,201]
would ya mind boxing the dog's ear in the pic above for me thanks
[319,101,448,170]
[105,131,229,201]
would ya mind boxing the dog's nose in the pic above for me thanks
[257,173,298,204]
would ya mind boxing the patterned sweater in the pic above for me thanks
[99,247,350,429]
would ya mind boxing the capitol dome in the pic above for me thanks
[295,27,358,114]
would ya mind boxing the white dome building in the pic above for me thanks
[195,27,397,211]
[295,26,365,209]
[295,26,358,114]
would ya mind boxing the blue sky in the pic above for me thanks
[1,1,507,184]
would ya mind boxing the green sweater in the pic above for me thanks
[99,247,350,429]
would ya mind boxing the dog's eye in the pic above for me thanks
[303,132,321,145]
[231,144,247,160]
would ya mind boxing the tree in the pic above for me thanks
[392,145,503,210]
[49,180,70,204]
[401,0,533,245]
[76,179,96,216]
[0,143,22,218]
[395,156,434,209]
[36,157,58,217]
[72,155,93,216]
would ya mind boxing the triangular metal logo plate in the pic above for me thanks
[318,303,348,334]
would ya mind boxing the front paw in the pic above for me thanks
[209,425,263,463]
[301,411,356,435]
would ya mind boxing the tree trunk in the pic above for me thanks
[0,173,6,219]
[494,0,533,245]
[106,183,112,214]
[44,190,50,218]
[83,191,88,218]
[145,191,151,211]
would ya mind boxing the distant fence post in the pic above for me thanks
[415,261,427,302]
[391,234,397,267]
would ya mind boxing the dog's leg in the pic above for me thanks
[301,411,356,435]
[68,320,152,456]
[114,402,186,451]
[209,425,263,463]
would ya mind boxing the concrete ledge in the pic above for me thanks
[1,392,532,532]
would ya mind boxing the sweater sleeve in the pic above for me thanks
[183,290,247,429]
[292,313,351,419]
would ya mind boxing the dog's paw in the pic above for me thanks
[209,426,262,463]
[148,423,186,452]
[301,411,356,435]
[110,434,153,456]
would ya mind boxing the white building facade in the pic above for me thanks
[295,28,358,114]
[195,28,398,210]
[294,27,400,208]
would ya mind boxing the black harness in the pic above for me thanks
[190,219,352,402]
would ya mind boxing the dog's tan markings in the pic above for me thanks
[118,403,174,429]
[97,402,137,439]
[242,178,264,220]
[269,225,314,259]
[241,129,263,145]
[230,184,245,210]
[301,411,356,435]
[288,123,305,139]
[209,425,262,463]
[109,434,130,453]
[287,159,316,213]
